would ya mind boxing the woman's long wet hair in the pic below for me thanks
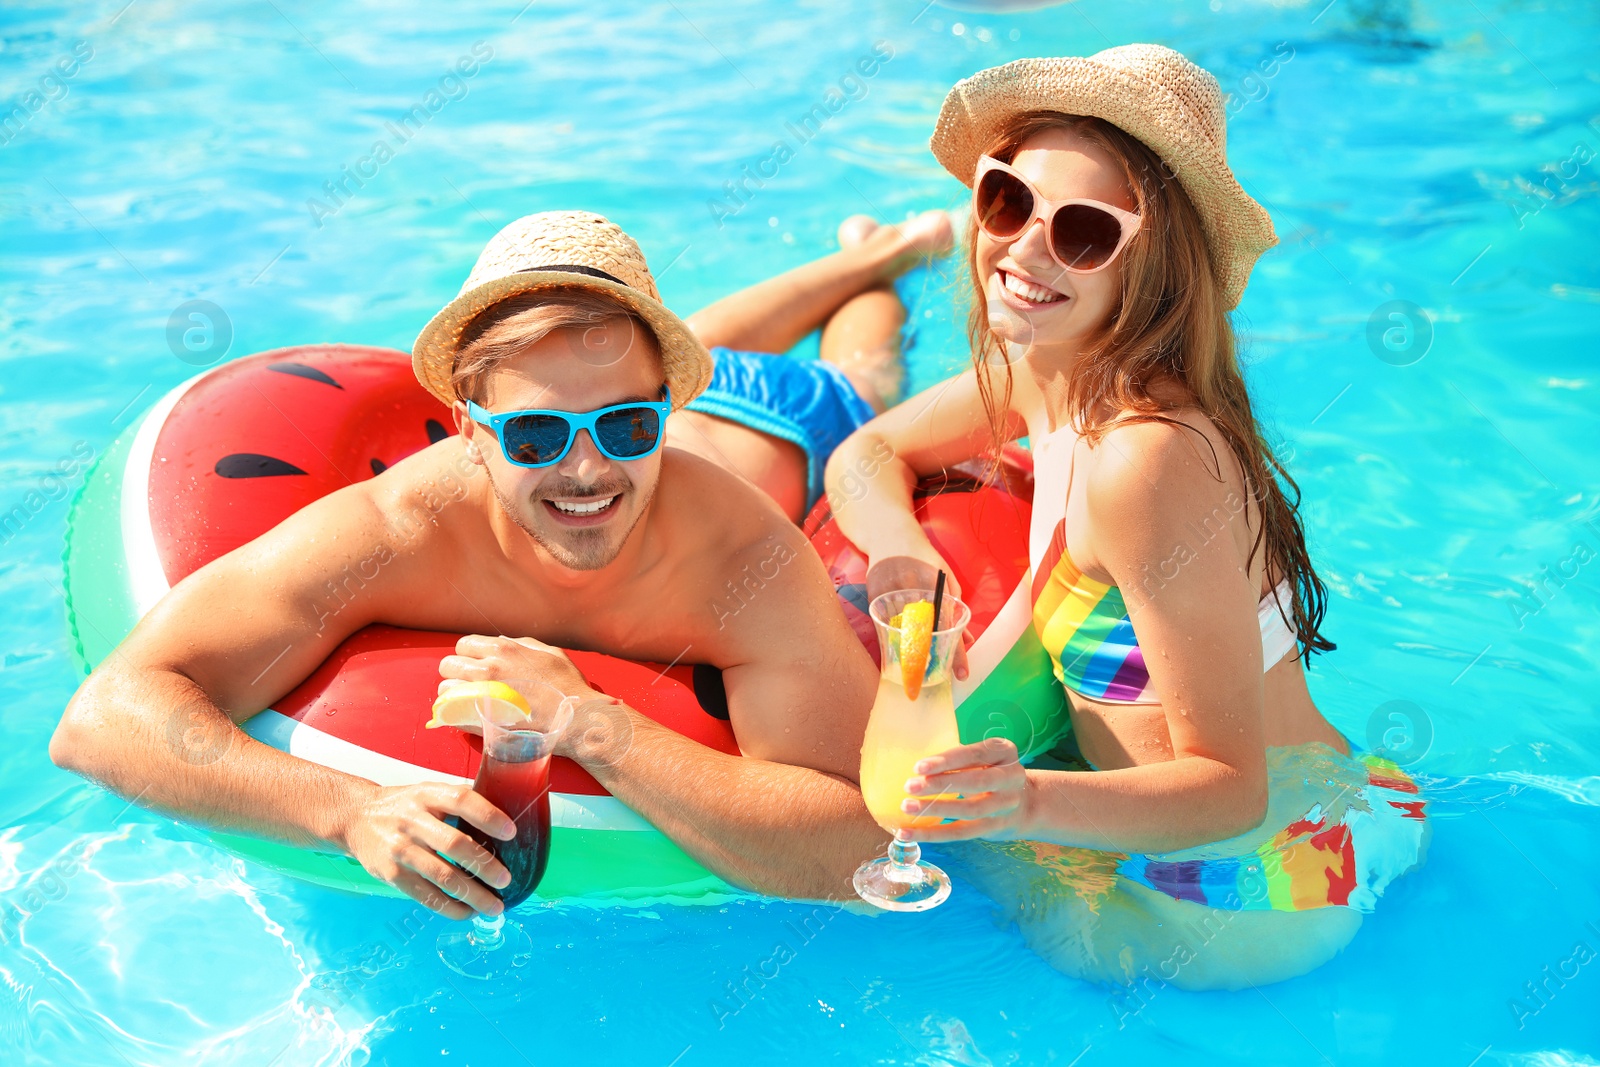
[966,111,1335,659]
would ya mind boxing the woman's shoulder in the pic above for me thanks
[1081,407,1243,516]
[1071,407,1256,585]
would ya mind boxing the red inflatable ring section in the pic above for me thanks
[145,345,1033,805]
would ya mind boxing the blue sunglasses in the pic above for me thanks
[465,387,672,468]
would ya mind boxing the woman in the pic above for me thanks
[824,45,1427,988]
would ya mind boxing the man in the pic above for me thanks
[49,209,949,918]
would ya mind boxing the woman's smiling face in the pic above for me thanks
[976,125,1139,353]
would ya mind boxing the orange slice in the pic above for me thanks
[426,681,532,729]
[898,599,935,700]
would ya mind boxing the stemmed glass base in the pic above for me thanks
[852,832,951,912]
[437,913,534,980]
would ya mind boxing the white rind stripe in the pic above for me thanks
[241,710,655,832]
[121,369,216,616]
[551,792,656,833]
[954,578,1032,705]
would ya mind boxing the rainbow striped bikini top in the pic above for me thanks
[1032,519,1159,703]
[1028,426,1298,707]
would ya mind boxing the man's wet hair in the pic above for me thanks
[450,288,660,405]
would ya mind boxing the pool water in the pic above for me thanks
[3,0,1598,1063]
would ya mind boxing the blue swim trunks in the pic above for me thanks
[684,347,877,511]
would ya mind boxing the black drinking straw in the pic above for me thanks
[932,569,947,632]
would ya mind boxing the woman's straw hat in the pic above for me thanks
[413,211,713,409]
[930,44,1277,310]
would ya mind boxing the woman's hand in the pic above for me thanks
[865,553,961,603]
[898,737,1031,843]
[865,555,971,680]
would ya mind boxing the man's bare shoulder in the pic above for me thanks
[650,452,876,768]
[652,450,860,654]
[230,438,493,614]
[653,447,799,556]
[359,439,491,545]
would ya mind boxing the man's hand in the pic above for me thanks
[340,782,517,919]
[438,635,629,763]
[439,634,598,700]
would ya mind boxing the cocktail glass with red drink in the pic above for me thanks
[437,678,574,980]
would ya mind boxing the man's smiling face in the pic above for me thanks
[464,318,666,572]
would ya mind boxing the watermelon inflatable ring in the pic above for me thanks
[62,344,1067,905]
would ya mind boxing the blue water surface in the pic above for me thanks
[3,0,1598,1064]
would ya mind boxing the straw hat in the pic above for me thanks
[413,211,713,409]
[930,44,1277,310]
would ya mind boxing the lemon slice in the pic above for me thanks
[898,599,935,700]
[426,681,532,729]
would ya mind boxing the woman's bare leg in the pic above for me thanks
[685,210,952,356]
[940,840,1363,991]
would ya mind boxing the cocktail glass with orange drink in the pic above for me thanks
[853,586,970,911]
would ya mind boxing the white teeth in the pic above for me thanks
[1002,271,1064,304]
[551,496,615,515]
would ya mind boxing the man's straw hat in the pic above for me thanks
[930,44,1277,310]
[413,211,713,409]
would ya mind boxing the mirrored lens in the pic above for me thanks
[502,413,573,466]
[1051,204,1125,270]
[975,169,1033,238]
[594,406,662,459]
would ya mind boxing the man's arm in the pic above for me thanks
[440,522,887,900]
[50,480,516,919]
[443,632,886,901]
[653,571,888,898]
[577,698,885,901]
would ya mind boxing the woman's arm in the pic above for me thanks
[899,418,1273,854]
[903,744,1266,854]
[825,366,1027,581]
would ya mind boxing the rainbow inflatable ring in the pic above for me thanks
[63,345,1069,905]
